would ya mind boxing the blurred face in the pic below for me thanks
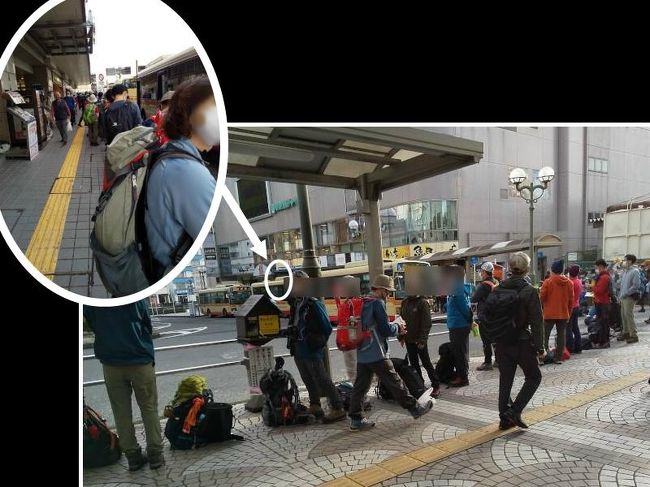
[373,288,389,301]
[596,265,606,273]
[190,96,219,147]
[54,92,61,100]
[480,270,489,280]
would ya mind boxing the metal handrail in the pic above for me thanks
[82,330,449,387]
[83,338,239,360]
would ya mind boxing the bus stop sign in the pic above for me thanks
[470,256,479,266]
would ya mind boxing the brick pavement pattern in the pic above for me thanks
[83,319,650,487]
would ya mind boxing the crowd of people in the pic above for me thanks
[84,252,648,470]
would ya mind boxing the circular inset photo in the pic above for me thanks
[0,0,227,305]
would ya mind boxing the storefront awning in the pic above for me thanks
[416,234,563,263]
[228,127,483,193]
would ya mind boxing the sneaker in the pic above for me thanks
[638,308,646,312]
[409,400,433,419]
[499,417,516,430]
[449,377,469,388]
[126,449,147,472]
[616,333,629,341]
[323,408,346,423]
[625,336,639,344]
[148,451,165,470]
[645,318,650,324]
[430,387,441,399]
[349,417,375,432]
[476,362,493,371]
[502,408,528,429]
[308,404,324,418]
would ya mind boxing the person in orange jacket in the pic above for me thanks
[540,260,574,363]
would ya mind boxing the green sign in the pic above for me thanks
[271,198,297,214]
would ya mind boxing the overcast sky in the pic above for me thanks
[87,0,195,74]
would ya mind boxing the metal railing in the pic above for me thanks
[82,330,449,387]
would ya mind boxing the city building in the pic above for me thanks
[210,127,650,282]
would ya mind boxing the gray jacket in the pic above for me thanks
[619,266,640,299]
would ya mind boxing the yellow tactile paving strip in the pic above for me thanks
[25,128,85,277]
[320,370,649,487]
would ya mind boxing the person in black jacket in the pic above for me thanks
[493,252,544,430]
[401,295,441,398]
[472,262,498,370]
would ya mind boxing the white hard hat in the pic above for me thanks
[480,262,494,273]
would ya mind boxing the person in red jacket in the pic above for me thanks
[540,260,574,363]
[592,259,612,348]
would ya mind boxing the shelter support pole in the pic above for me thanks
[360,178,383,284]
[296,184,331,378]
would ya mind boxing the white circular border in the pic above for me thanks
[264,259,293,301]
[0,0,229,307]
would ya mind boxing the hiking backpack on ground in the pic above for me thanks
[164,389,242,449]
[481,286,521,342]
[259,357,308,426]
[90,127,202,297]
[83,402,121,468]
[435,342,455,384]
[377,355,426,400]
[336,381,372,411]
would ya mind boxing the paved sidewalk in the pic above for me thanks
[83,319,650,487]
[0,119,107,297]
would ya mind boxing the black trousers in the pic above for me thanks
[349,359,415,418]
[406,342,440,388]
[565,307,582,353]
[494,339,542,415]
[295,357,342,410]
[478,321,494,364]
[449,326,470,381]
[594,303,610,345]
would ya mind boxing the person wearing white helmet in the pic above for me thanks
[471,262,498,371]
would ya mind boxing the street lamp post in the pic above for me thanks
[508,166,555,284]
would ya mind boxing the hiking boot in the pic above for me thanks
[125,449,147,472]
[499,417,516,430]
[645,318,650,324]
[626,336,639,344]
[323,408,346,423]
[350,417,375,432]
[476,362,493,371]
[148,451,165,470]
[409,400,433,419]
[308,404,324,418]
[502,408,528,429]
[449,377,469,388]
[616,333,629,341]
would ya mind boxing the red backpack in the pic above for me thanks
[335,297,372,351]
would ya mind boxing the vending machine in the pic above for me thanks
[2,91,39,160]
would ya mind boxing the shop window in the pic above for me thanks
[588,157,608,174]
[236,180,270,219]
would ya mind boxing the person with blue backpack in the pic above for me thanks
[348,275,433,432]
[446,265,473,387]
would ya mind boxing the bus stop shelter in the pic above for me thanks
[228,127,484,282]
[415,233,564,264]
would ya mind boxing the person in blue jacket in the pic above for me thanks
[83,300,163,471]
[348,274,433,432]
[289,271,345,423]
[446,265,473,387]
[144,76,218,277]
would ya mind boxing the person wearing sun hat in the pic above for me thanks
[348,274,432,432]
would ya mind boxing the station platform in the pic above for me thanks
[83,320,650,487]
[0,122,108,297]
